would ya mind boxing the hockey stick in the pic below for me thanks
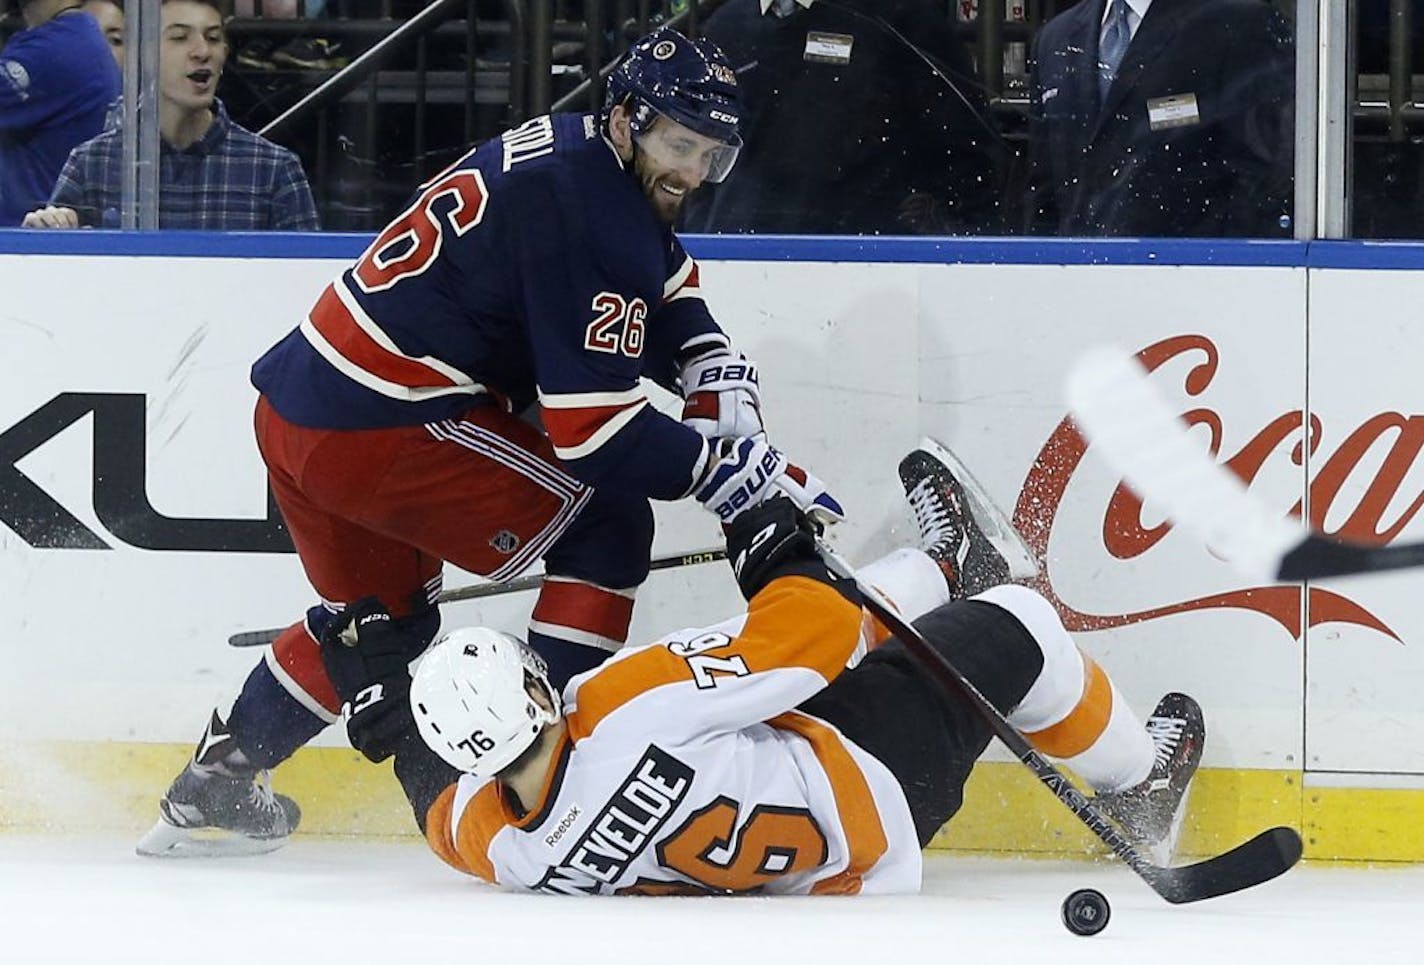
[227,546,727,648]
[815,539,1302,904]
[1065,347,1424,582]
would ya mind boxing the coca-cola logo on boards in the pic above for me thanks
[1015,334,1402,642]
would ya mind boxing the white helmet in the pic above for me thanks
[409,627,561,778]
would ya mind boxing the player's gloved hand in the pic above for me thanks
[773,462,846,527]
[319,597,425,764]
[695,435,787,524]
[678,350,764,440]
[724,496,822,600]
[695,436,845,527]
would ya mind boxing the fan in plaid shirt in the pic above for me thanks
[22,0,318,231]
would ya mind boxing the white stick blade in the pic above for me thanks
[1064,347,1301,582]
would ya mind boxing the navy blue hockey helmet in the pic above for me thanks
[603,26,743,148]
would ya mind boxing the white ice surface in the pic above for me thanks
[2,836,1419,964]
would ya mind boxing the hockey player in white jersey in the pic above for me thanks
[326,443,1204,895]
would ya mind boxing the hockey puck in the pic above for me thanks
[1060,888,1110,936]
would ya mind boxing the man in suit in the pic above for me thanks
[1021,0,1294,237]
[681,0,1006,236]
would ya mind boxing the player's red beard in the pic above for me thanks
[630,144,692,225]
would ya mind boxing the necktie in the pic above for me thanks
[1097,0,1132,106]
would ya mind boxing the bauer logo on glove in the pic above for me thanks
[690,359,756,388]
[679,350,765,440]
[696,437,786,522]
[694,436,846,527]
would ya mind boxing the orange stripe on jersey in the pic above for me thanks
[858,582,905,651]
[425,781,502,883]
[306,283,459,389]
[566,575,863,741]
[1024,653,1113,758]
[425,784,487,880]
[532,579,635,641]
[859,609,895,651]
[768,711,889,896]
[428,735,574,880]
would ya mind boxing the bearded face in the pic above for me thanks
[610,107,739,225]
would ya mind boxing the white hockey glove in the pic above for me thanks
[695,436,845,526]
[772,462,846,526]
[678,351,765,440]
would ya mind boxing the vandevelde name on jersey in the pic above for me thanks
[534,746,692,895]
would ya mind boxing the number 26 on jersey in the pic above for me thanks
[584,292,646,358]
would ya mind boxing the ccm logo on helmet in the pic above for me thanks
[709,109,739,125]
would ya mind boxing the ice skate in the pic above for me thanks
[1094,692,1205,863]
[899,437,1035,597]
[136,711,300,858]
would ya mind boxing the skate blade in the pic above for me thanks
[1146,780,1195,867]
[135,818,290,859]
[1148,802,1188,866]
[916,436,1041,580]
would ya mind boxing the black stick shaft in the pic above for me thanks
[815,540,1300,904]
[1279,532,1424,580]
[815,545,1156,866]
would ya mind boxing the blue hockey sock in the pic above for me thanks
[527,629,613,691]
[226,658,332,770]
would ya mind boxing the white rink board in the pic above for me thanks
[0,254,916,745]
[917,264,1308,772]
[1304,268,1424,775]
[0,249,1420,782]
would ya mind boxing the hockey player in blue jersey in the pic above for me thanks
[0,0,121,225]
[138,26,843,858]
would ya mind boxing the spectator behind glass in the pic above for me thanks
[1021,0,1294,237]
[23,0,319,229]
[82,0,122,66]
[0,0,121,225]
[679,0,1006,236]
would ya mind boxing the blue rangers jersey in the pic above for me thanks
[251,113,724,499]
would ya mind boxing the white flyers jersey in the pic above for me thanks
[423,573,922,895]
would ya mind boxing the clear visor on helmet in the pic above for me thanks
[634,115,742,184]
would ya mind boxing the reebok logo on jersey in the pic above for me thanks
[544,805,583,848]
[534,746,692,895]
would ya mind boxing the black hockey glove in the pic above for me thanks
[724,497,827,601]
[319,597,432,764]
